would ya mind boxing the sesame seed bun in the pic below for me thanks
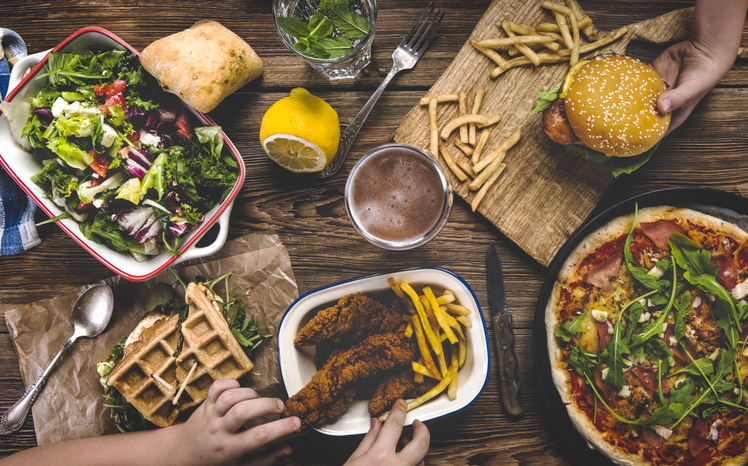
[563,54,670,158]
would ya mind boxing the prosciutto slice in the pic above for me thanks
[631,365,670,394]
[710,254,738,291]
[596,320,613,350]
[583,253,622,293]
[641,220,686,249]
[642,425,663,448]
[688,418,712,458]
[661,327,689,364]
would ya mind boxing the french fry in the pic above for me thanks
[536,15,592,32]
[446,303,472,316]
[440,114,500,139]
[424,286,457,344]
[388,277,415,313]
[458,92,468,144]
[412,360,439,380]
[472,35,557,48]
[419,296,440,335]
[439,142,468,182]
[445,313,466,341]
[378,363,455,422]
[470,41,508,67]
[437,346,448,378]
[454,155,476,179]
[415,372,424,384]
[404,322,414,338]
[542,0,573,17]
[412,314,441,378]
[556,26,629,56]
[505,22,563,52]
[490,52,567,78]
[566,0,580,66]
[448,349,458,400]
[436,290,456,305]
[468,89,486,145]
[471,128,492,165]
[457,332,467,368]
[473,128,521,173]
[471,163,507,211]
[500,20,540,66]
[454,139,474,157]
[457,315,473,329]
[418,94,460,105]
[554,12,574,50]
[429,98,439,158]
[401,282,442,355]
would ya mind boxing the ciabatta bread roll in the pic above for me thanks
[140,20,263,113]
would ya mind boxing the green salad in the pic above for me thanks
[14,49,239,260]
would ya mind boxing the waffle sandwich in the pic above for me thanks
[104,282,254,428]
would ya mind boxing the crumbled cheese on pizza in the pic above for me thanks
[742,346,748,358]
[639,311,651,323]
[686,325,696,339]
[710,420,723,441]
[655,425,673,440]
[592,309,608,322]
[709,348,722,361]
[732,279,748,300]
[669,335,678,346]
[618,385,631,398]
[693,296,702,308]
[647,266,665,279]
[601,367,609,380]
[674,377,686,389]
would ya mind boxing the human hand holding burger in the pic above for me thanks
[652,0,747,135]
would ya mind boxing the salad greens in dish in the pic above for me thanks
[8,49,239,261]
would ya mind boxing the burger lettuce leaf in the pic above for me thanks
[531,80,562,113]
[564,140,661,177]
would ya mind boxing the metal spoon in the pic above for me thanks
[0,284,114,435]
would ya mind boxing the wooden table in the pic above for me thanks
[1,0,746,464]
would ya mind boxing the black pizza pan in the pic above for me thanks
[533,187,748,466]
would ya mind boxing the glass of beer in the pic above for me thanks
[345,144,453,250]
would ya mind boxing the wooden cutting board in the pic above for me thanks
[392,1,693,267]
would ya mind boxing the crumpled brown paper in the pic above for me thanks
[4,232,298,445]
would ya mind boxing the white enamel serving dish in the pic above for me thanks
[0,27,245,281]
[278,267,490,436]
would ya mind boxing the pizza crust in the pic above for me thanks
[546,205,748,466]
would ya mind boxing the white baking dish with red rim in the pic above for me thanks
[0,27,245,281]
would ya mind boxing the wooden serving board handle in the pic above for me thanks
[392,4,694,267]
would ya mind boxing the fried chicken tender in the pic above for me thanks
[294,292,404,347]
[283,332,415,428]
[368,369,439,416]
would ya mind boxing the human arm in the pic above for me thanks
[652,0,748,134]
[343,399,430,466]
[0,379,300,466]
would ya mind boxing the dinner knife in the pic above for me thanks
[487,241,524,418]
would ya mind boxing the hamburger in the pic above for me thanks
[97,277,268,431]
[533,54,670,176]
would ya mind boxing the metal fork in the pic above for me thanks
[318,2,444,178]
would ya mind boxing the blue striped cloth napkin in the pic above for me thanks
[1,28,40,255]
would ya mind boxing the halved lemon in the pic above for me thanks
[262,134,328,173]
[259,88,340,173]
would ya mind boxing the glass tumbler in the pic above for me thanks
[345,144,453,250]
[273,0,377,80]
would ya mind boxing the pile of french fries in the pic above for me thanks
[419,90,521,212]
[471,0,629,78]
[382,277,473,421]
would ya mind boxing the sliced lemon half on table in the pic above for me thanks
[260,88,340,174]
[262,134,328,173]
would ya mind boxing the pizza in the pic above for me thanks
[546,205,748,466]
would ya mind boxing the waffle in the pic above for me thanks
[106,282,254,427]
